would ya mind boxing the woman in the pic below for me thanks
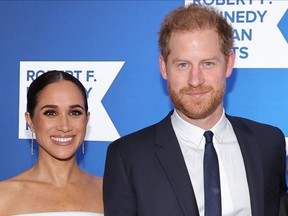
[0,71,103,215]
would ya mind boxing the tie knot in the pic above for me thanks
[204,130,214,143]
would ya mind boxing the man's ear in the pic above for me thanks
[226,50,235,78]
[159,55,168,80]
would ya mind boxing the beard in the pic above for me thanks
[168,83,225,120]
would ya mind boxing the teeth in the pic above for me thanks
[51,137,73,143]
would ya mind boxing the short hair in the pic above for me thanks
[27,70,88,117]
[158,3,234,62]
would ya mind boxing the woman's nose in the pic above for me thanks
[57,115,72,132]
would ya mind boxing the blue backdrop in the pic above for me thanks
[0,0,287,180]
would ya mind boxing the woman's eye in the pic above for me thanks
[70,110,83,116]
[43,110,56,116]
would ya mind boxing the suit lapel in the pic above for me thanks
[152,113,264,216]
[227,115,264,216]
[154,112,199,216]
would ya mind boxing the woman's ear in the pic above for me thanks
[86,112,90,123]
[25,112,34,132]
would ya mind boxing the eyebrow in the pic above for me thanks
[172,58,189,64]
[40,104,85,111]
[172,56,220,64]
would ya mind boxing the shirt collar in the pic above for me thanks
[171,109,229,146]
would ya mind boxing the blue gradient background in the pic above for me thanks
[0,1,287,180]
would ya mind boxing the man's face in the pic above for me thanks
[159,29,234,122]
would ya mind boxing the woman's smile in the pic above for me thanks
[51,136,74,145]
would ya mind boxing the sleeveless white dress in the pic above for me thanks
[13,212,103,216]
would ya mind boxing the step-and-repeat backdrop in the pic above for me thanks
[0,0,287,180]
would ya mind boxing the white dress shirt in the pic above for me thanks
[171,110,251,216]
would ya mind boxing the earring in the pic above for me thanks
[82,142,85,155]
[31,131,34,156]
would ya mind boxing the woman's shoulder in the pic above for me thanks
[0,176,28,213]
[82,172,103,197]
[0,170,40,209]
[81,170,103,186]
[0,175,27,193]
[78,172,103,213]
[91,175,103,186]
[13,212,104,216]
[0,179,15,196]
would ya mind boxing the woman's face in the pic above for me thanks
[25,80,89,160]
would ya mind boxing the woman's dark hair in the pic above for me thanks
[27,70,88,117]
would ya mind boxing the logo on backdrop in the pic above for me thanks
[185,0,288,68]
[19,61,124,142]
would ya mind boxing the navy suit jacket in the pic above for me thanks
[103,111,287,216]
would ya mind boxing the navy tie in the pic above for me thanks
[203,131,221,216]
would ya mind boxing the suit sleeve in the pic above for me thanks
[278,133,288,215]
[280,134,287,195]
[103,142,137,216]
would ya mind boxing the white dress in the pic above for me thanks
[13,212,103,216]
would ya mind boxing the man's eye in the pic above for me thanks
[178,63,189,69]
[203,62,214,67]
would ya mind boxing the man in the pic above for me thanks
[103,4,287,216]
